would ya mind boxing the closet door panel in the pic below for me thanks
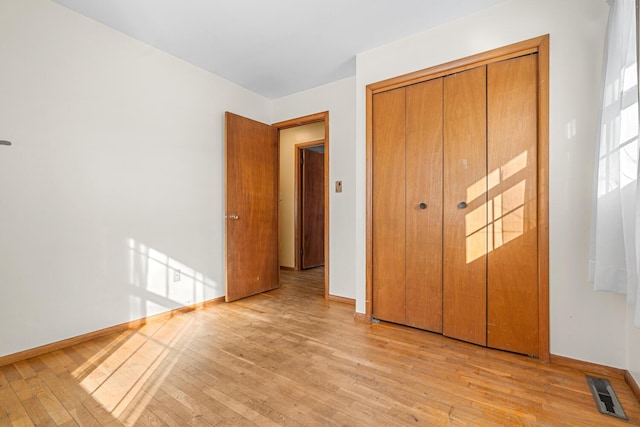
[443,67,488,346]
[405,79,444,332]
[487,55,539,355]
[372,88,407,324]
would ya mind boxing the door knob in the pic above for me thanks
[457,202,467,209]
[419,202,427,210]
[227,214,239,220]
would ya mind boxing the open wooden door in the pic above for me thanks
[225,112,279,302]
[301,149,325,269]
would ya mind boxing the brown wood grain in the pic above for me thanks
[272,112,326,130]
[301,149,325,269]
[550,354,626,379]
[1,269,640,426]
[225,112,279,302]
[366,86,375,317]
[372,88,407,324]
[364,36,549,360]
[537,36,551,362]
[367,36,547,95]
[487,54,539,356]
[0,297,224,369]
[405,79,444,333]
[626,371,640,404]
[364,35,550,361]
[322,117,330,300]
[442,66,488,347]
[327,295,356,306]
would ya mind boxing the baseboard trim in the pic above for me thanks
[328,295,355,306]
[538,354,640,404]
[0,296,226,368]
[550,354,625,379]
[354,312,372,323]
[279,266,295,271]
[626,371,640,404]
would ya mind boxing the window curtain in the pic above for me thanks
[589,0,640,326]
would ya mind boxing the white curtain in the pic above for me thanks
[589,0,640,326]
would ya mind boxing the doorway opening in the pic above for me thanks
[274,112,329,299]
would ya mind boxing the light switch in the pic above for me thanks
[335,181,343,193]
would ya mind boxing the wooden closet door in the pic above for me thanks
[443,66,488,346]
[372,88,406,324]
[487,54,539,356]
[405,79,443,332]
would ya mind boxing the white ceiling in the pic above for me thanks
[51,0,507,99]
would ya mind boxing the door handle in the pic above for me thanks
[457,201,467,209]
[227,214,239,220]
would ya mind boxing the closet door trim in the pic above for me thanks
[365,35,550,361]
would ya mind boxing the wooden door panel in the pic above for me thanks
[301,149,325,269]
[405,79,444,332]
[487,55,539,355]
[443,67,488,346]
[225,112,279,302]
[372,88,406,324]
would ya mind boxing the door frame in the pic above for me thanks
[273,112,330,299]
[295,140,326,271]
[365,35,550,361]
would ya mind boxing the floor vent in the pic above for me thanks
[586,375,628,420]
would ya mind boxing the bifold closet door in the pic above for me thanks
[372,81,444,331]
[442,66,488,346]
[405,79,443,332]
[372,88,406,324]
[487,54,539,356]
[372,53,540,356]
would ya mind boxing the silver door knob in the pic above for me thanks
[227,214,239,220]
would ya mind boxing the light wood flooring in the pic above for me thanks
[1,267,639,426]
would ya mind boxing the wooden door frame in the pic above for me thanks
[273,112,330,299]
[365,35,550,361]
[295,140,326,271]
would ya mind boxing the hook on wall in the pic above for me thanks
[0,140,13,146]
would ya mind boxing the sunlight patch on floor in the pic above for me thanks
[72,316,194,424]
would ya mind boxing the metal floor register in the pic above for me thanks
[585,375,628,420]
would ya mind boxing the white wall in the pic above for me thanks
[0,0,271,357]
[279,122,325,268]
[272,77,357,299]
[354,0,632,368]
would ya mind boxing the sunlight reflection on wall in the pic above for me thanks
[127,238,218,319]
[465,151,532,263]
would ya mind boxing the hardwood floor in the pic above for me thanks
[1,267,639,426]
